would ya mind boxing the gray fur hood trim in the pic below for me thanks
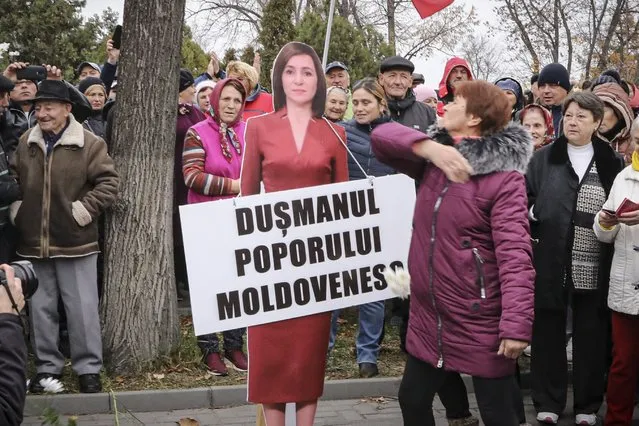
[426,123,533,175]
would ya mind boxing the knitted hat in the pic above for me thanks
[413,84,437,102]
[530,74,539,86]
[538,63,571,93]
[179,69,194,93]
[195,80,216,95]
[496,78,522,99]
[78,77,106,95]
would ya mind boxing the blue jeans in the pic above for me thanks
[328,301,385,364]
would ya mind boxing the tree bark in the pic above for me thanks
[502,0,541,72]
[101,0,183,374]
[386,0,396,54]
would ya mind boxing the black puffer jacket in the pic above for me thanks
[83,110,106,141]
[0,314,27,426]
[386,90,436,134]
[344,115,395,180]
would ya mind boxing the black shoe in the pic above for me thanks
[78,374,102,393]
[359,362,379,378]
[29,373,62,394]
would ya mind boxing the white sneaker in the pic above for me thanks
[575,414,597,425]
[523,345,532,357]
[537,412,559,424]
[566,337,573,363]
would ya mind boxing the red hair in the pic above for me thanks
[454,81,510,135]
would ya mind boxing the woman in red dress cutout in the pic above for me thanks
[240,42,348,426]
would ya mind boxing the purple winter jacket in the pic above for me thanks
[371,122,535,378]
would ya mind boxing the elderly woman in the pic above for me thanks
[520,104,554,150]
[593,82,634,165]
[371,80,535,425]
[226,60,273,120]
[182,78,249,376]
[526,91,624,425]
[323,86,349,122]
[593,116,639,425]
[78,77,107,139]
[194,80,216,116]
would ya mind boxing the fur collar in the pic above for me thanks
[27,114,84,153]
[427,123,533,175]
[548,135,624,194]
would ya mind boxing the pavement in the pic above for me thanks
[22,392,639,425]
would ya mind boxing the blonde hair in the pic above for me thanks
[226,61,259,92]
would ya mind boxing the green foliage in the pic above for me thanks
[181,26,209,74]
[0,0,118,80]
[41,406,78,426]
[295,12,393,84]
[222,48,239,69]
[258,0,296,89]
[240,45,257,66]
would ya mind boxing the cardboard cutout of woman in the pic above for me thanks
[240,42,349,426]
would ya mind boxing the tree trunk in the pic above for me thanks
[387,0,396,54]
[559,3,573,74]
[101,0,183,374]
[503,0,540,72]
[598,0,627,70]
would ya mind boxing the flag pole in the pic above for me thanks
[322,0,337,69]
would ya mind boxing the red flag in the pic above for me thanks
[411,0,454,18]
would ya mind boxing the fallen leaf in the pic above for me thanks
[177,418,200,426]
[152,374,165,380]
[115,376,124,383]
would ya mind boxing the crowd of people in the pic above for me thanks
[0,32,638,426]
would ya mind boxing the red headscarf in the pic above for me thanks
[520,103,554,149]
[207,78,247,162]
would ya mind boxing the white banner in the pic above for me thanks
[180,174,416,335]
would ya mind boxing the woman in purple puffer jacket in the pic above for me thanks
[371,80,535,426]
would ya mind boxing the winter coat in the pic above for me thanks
[175,104,206,208]
[371,121,535,379]
[5,103,35,154]
[594,83,634,164]
[593,165,639,315]
[0,314,27,426]
[437,58,473,117]
[526,136,624,310]
[243,85,274,121]
[0,133,20,229]
[10,115,119,258]
[386,89,436,133]
[343,116,394,180]
[82,110,107,141]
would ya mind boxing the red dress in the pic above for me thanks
[240,108,348,403]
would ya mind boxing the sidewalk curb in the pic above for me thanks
[24,373,533,416]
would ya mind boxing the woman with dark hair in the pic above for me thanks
[371,80,535,425]
[327,77,393,378]
[240,42,347,426]
[520,104,554,150]
[182,78,249,376]
[526,91,624,425]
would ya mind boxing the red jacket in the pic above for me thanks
[437,58,473,117]
[243,91,274,121]
[371,122,535,378]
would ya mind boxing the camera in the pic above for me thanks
[0,261,38,299]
